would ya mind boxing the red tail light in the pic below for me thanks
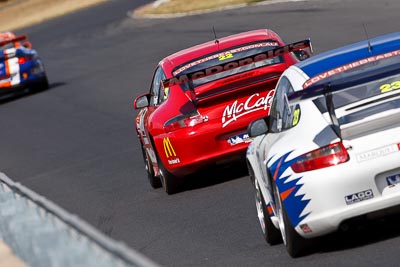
[18,57,31,64]
[163,112,205,133]
[291,142,349,173]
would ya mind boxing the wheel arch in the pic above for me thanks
[246,159,256,185]
[265,167,278,217]
[146,133,161,177]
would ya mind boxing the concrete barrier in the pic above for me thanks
[0,172,160,267]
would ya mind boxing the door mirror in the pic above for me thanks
[133,94,150,109]
[248,116,269,137]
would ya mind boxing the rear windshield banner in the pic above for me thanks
[163,39,312,88]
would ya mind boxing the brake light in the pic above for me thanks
[164,113,204,133]
[18,57,31,64]
[291,142,349,173]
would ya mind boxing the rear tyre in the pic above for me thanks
[140,145,161,188]
[273,180,312,257]
[158,156,183,195]
[254,180,282,245]
[31,76,49,92]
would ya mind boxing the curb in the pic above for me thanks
[129,0,310,19]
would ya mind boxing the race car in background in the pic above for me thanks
[0,32,49,97]
[133,29,312,194]
[246,31,400,257]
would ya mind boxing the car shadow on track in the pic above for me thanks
[181,159,249,192]
[313,213,400,254]
[0,81,66,104]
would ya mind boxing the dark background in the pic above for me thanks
[1,0,400,266]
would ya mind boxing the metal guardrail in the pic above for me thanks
[0,172,160,267]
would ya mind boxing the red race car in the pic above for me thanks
[133,29,312,194]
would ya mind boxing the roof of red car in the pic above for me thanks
[161,29,283,75]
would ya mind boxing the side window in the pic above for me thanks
[150,67,166,106]
[269,76,299,132]
[158,85,170,105]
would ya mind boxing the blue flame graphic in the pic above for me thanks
[268,152,311,227]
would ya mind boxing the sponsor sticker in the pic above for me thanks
[222,90,275,128]
[166,39,311,87]
[172,41,281,76]
[163,137,176,158]
[345,189,374,205]
[228,133,252,146]
[167,158,180,165]
[303,49,400,88]
[356,144,400,162]
[162,137,181,165]
[386,174,400,186]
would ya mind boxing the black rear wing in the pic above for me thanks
[288,62,400,139]
[0,35,27,47]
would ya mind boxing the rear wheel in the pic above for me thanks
[254,180,282,245]
[158,156,183,195]
[140,145,161,188]
[30,76,49,92]
[273,180,312,257]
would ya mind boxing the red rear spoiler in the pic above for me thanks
[162,38,313,89]
[0,35,27,47]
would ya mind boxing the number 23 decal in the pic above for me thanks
[380,81,400,93]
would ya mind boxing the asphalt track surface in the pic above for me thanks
[1,0,400,266]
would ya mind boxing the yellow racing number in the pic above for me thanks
[380,80,400,93]
[218,52,233,61]
[163,87,170,100]
[292,108,300,126]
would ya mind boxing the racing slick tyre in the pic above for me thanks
[254,180,282,245]
[31,76,49,92]
[273,180,312,257]
[140,145,161,189]
[157,156,183,195]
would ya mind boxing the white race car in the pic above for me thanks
[246,31,400,257]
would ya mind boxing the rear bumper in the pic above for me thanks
[0,75,47,96]
[169,145,247,177]
[0,83,27,96]
[288,149,400,238]
[298,192,400,238]
[154,125,251,177]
